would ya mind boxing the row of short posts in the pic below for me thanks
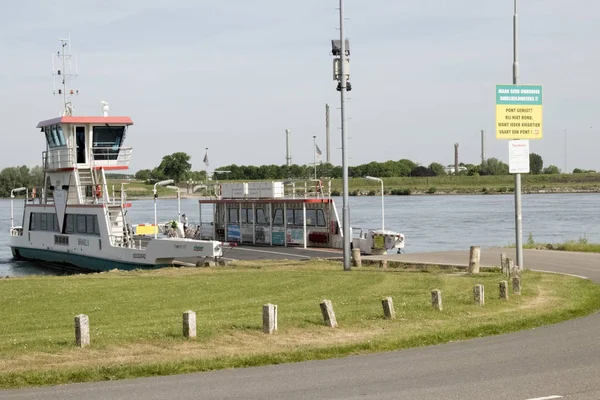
[73,283,521,346]
[72,250,523,346]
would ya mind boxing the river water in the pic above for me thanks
[2,193,599,276]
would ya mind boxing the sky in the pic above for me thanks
[1,0,599,173]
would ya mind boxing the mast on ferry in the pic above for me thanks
[52,37,78,116]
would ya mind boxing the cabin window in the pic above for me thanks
[256,208,267,224]
[44,127,54,148]
[77,215,86,233]
[305,210,317,226]
[92,126,125,161]
[29,213,59,232]
[241,208,254,224]
[228,208,239,224]
[286,209,294,226]
[272,208,283,225]
[57,125,67,146]
[63,214,100,236]
[316,209,327,227]
[294,210,304,226]
[51,126,60,148]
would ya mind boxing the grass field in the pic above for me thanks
[108,173,600,197]
[1,260,599,388]
[523,235,600,253]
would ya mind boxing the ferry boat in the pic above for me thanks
[8,39,222,272]
[195,180,405,254]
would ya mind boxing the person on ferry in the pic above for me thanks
[181,214,188,232]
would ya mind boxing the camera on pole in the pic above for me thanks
[331,40,351,91]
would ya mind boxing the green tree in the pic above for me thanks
[156,152,192,182]
[481,158,509,175]
[529,153,543,174]
[543,165,560,174]
[135,169,153,181]
[428,162,446,176]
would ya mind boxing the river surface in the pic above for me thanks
[2,193,599,276]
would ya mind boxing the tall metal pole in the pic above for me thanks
[325,104,331,163]
[339,0,351,271]
[313,135,317,180]
[481,130,485,164]
[285,129,292,166]
[513,0,524,271]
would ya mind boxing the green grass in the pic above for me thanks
[523,234,600,253]
[347,173,600,194]
[1,260,599,389]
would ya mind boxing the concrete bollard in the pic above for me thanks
[379,259,388,269]
[431,289,443,311]
[507,258,515,278]
[500,252,507,275]
[499,281,509,300]
[183,310,197,338]
[512,277,521,295]
[381,296,395,319]
[468,246,481,274]
[74,314,90,348]
[473,284,485,306]
[352,248,362,267]
[320,299,338,328]
[263,303,278,334]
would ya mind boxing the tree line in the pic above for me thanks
[0,151,593,197]
[131,151,588,183]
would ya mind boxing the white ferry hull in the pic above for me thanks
[10,232,222,272]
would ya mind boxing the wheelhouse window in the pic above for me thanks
[44,125,67,148]
[92,126,125,160]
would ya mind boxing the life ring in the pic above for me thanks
[95,184,102,198]
[31,188,36,198]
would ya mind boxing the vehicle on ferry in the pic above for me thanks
[194,180,405,254]
[8,39,222,272]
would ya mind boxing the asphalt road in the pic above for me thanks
[2,248,600,400]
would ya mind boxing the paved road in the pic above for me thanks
[2,248,600,400]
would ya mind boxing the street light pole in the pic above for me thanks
[365,176,384,231]
[513,0,524,271]
[339,0,351,271]
[153,179,174,239]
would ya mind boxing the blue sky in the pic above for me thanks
[1,0,598,172]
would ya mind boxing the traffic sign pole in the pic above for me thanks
[513,0,524,271]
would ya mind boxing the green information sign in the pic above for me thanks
[496,84,543,140]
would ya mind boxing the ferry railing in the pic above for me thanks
[91,146,133,167]
[42,147,74,170]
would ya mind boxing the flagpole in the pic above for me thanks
[204,147,208,194]
[313,136,317,180]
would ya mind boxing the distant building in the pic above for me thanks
[444,166,468,174]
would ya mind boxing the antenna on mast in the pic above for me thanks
[52,37,78,116]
